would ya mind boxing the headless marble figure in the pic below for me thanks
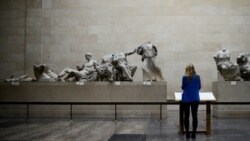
[214,49,241,81]
[33,64,59,82]
[237,53,250,81]
[136,41,164,81]
[96,50,137,81]
[112,50,137,81]
[4,74,34,82]
[58,53,98,81]
[96,54,116,81]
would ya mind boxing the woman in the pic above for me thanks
[181,64,201,139]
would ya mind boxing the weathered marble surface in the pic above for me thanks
[33,64,60,82]
[237,53,250,81]
[137,41,164,81]
[4,74,34,82]
[213,50,241,81]
[97,50,137,81]
[58,53,98,82]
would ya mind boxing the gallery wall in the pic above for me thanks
[0,0,26,80]
[1,0,250,99]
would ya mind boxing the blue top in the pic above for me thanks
[181,74,201,102]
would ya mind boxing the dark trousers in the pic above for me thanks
[183,102,199,133]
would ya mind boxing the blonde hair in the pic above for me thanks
[185,64,196,80]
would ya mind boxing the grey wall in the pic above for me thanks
[0,0,26,79]
[1,0,250,99]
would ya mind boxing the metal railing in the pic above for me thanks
[0,101,249,120]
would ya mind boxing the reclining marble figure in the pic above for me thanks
[58,53,98,81]
[136,41,164,81]
[237,53,250,81]
[96,50,137,81]
[4,74,34,82]
[214,49,241,81]
[33,64,60,82]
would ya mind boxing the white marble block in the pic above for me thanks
[212,81,250,118]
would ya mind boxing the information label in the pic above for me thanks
[76,81,85,85]
[143,81,152,85]
[115,81,121,85]
[11,81,19,85]
[231,81,237,85]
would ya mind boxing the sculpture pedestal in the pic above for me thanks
[212,81,250,118]
[0,81,167,118]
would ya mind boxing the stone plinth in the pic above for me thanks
[212,81,250,118]
[0,81,167,118]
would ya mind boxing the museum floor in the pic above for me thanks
[0,111,249,141]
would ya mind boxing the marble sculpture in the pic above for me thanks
[214,49,242,81]
[112,50,137,81]
[58,53,98,82]
[96,50,137,81]
[136,41,164,81]
[33,64,60,82]
[95,54,115,81]
[237,53,250,81]
[4,74,34,82]
[5,41,167,82]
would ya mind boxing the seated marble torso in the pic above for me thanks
[214,49,241,81]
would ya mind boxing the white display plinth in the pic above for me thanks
[213,81,250,118]
[174,92,216,101]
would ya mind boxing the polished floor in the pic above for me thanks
[0,111,249,141]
